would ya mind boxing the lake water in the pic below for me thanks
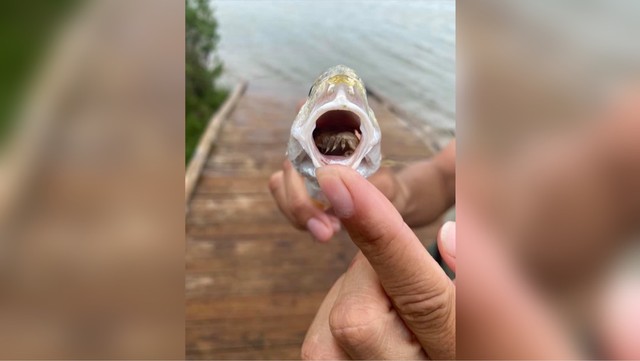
[213,0,455,140]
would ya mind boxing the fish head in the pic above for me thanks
[287,65,381,183]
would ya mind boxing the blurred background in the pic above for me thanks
[458,0,640,359]
[0,0,184,358]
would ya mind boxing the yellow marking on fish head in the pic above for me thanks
[327,74,365,95]
[327,74,357,87]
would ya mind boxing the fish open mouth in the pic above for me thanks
[312,110,362,158]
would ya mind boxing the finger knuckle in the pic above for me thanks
[395,280,454,331]
[329,297,382,348]
[268,173,281,192]
[290,197,309,216]
[360,221,404,264]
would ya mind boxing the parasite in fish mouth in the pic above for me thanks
[311,109,362,157]
[314,130,361,156]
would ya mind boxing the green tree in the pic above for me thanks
[186,0,227,165]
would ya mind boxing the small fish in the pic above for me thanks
[287,65,382,200]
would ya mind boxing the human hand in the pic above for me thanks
[268,160,403,242]
[268,160,341,242]
[301,165,456,360]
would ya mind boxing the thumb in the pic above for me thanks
[317,165,455,360]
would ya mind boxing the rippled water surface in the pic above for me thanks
[214,0,455,135]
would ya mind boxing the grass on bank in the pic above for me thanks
[186,0,227,166]
[185,87,228,165]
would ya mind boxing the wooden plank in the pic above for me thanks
[186,235,356,267]
[186,291,326,321]
[187,343,302,360]
[185,80,248,204]
[186,238,355,262]
[194,175,277,195]
[186,316,310,353]
[186,221,296,238]
[188,194,283,224]
[186,263,349,298]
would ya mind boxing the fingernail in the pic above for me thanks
[440,221,456,258]
[307,217,332,242]
[329,217,341,233]
[316,167,354,218]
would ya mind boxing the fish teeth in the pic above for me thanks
[330,137,339,152]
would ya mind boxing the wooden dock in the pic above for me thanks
[185,85,442,359]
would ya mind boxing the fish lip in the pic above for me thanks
[305,99,372,168]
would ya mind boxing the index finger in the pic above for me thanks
[283,160,335,242]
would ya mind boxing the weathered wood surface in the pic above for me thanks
[185,86,441,360]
